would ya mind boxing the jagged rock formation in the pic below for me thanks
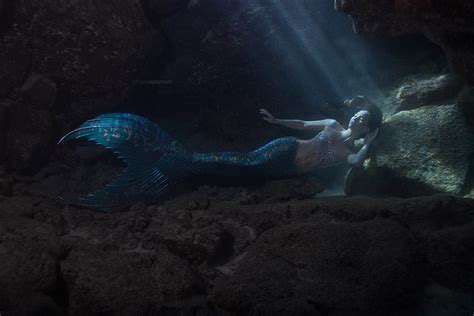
[334,0,474,85]
[384,74,464,114]
[334,0,474,198]
[346,104,474,196]
[1,174,473,314]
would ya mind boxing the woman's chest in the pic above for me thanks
[323,129,353,158]
[295,131,352,171]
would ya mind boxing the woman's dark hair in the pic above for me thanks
[344,96,383,132]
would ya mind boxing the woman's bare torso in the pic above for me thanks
[294,125,354,173]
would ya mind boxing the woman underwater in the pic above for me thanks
[58,96,382,209]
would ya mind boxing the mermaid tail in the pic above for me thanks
[192,138,300,178]
[58,113,300,210]
[58,113,191,209]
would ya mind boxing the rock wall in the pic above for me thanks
[0,0,448,175]
[0,0,161,173]
[334,0,474,85]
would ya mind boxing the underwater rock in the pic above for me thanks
[160,220,227,265]
[425,222,474,290]
[233,177,324,205]
[2,173,474,314]
[6,108,54,172]
[212,218,425,314]
[390,195,474,290]
[334,0,474,84]
[0,0,161,129]
[0,0,13,34]
[18,73,57,110]
[187,0,240,21]
[256,176,325,202]
[0,217,60,312]
[5,75,57,173]
[0,0,159,103]
[346,104,474,196]
[458,86,474,127]
[0,0,160,172]
[61,246,202,315]
[0,176,13,197]
[386,73,464,114]
[141,0,190,19]
[0,99,11,161]
[153,7,232,96]
[0,29,31,99]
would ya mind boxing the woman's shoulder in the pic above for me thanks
[325,120,344,131]
[319,122,344,139]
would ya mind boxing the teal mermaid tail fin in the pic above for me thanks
[58,113,301,211]
[58,113,190,210]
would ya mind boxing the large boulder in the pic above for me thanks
[212,218,425,314]
[61,245,203,315]
[0,216,61,314]
[384,73,464,114]
[424,222,474,290]
[346,104,474,196]
[390,195,474,290]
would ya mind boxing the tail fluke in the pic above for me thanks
[58,113,189,210]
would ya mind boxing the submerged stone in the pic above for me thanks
[61,246,203,315]
[212,218,425,314]
[5,76,56,173]
[385,74,464,114]
[346,104,474,196]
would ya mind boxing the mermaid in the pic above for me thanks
[58,96,382,210]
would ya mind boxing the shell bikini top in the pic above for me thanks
[314,128,353,168]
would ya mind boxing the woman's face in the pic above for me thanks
[348,110,370,130]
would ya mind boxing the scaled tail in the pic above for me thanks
[58,113,191,210]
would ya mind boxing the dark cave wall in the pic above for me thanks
[0,0,163,174]
[335,0,474,85]
[0,0,457,176]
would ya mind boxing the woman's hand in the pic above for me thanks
[260,108,278,124]
[364,128,379,145]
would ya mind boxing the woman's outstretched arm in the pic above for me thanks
[259,109,341,132]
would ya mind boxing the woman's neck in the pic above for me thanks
[342,128,366,143]
[340,129,354,143]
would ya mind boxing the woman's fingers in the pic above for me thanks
[262,116,275,123]
[259,109,277,123]
[260,109,270,117]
